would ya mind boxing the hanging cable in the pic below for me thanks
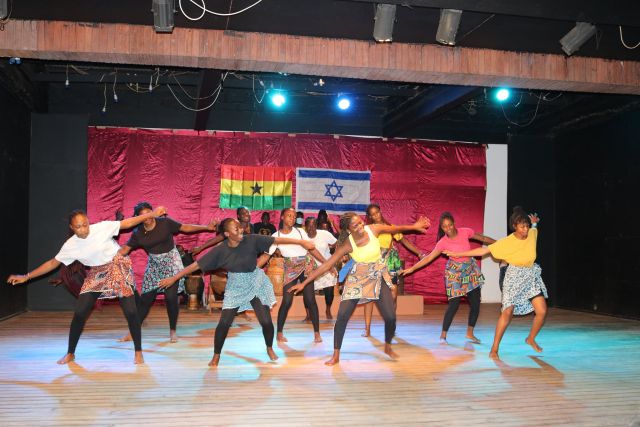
[179,0,265,21]
[500,94,542,127]
[619,26,640,49]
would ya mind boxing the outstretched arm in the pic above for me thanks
[256,253,271,269]
[399,237,424,258]
[179,218,218,234]
[191,235,225,256]
[7,258,62,285]
[400,249,442,276]
[287,242,353,293]
[371,216,431,237]
[442,247,491,258]
[120,206,166,230]
[470,233,496,245]
[272,237,315,252]
[158,261,201,289]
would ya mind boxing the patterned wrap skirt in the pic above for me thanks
[223,268,277,312]
[283,254,315,285]
[444,259,485,300]
[141,247,185,294]
[502,263,548,315]
[313,259,337,290]
[342,258,392,304]
[80,254,136,300]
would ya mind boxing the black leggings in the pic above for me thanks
[68,292,141,353]
[214,297,274,354]
[334,281,396,349]
[324,287,334,308]
[442,286,481,332]
[136,282,180,330]
[278,274,319,333]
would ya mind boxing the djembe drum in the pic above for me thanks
[185,275,204,310]
[265,257,284,296]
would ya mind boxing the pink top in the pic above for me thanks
[433,227,475,262]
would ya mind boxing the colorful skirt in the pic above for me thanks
[141,247,185,294]
[502,263,548,315]
[444,259,485,300]
[80,254,136,300]
[283,255,314,285]
[342,258,392,304]
[313,259,337,290]
[223,268,277,312]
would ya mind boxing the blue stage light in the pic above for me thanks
[495,88,511,102]
[337,97,351,110]
[270,92,286,107]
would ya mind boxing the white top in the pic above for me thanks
[55,221,121,266]
[268,228,310,257]
[309,230,337,260]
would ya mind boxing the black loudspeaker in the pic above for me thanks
[152,0,175,33]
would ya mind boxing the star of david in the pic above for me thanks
[324,180,344,202]
[250,182,263,195]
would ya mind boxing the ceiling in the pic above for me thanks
[1,0,640,142]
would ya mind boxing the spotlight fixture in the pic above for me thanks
[337,97,351,111]
[373,4,396,43]
[560,22,596,56]
[0,0,7,20]
[270,92,286,108]
[152,0,175,33]
[436,9,463,46]
[495,88,511,102]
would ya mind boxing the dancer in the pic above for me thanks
[305,217,338,319]
[158,218,315,366]
[400,212,495,343]
[289,212,430,365]
[190,205,253,256]
[270,208,328,343]
[443,207,547,358]
[362,203,424,337]
[7,206,167,364]
[118,201,217,343]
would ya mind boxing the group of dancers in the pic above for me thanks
[7,201,548,366]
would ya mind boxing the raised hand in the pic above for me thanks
[154,206,167,217]
[414,216,431,232]
[528,213,540,225]
[207,218,219,231]
[7,274,29,285]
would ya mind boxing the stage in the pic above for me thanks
[1,304,639,426]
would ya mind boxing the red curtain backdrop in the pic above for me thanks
[87,127,486,303]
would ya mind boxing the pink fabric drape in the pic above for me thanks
[88,128,486,303]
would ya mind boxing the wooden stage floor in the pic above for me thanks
[1,304,639,426]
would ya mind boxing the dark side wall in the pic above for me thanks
[28,114,88,310]
[0,85,30,319]
[553,111,640,319]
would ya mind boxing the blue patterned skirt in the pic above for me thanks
[502,263,548,315]
[142,247,185,294]
[223,268,277,312]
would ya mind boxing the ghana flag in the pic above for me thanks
[219,165,293,210]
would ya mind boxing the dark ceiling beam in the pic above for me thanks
[383,85,481,137]
[340,0,640,27]
[3,20,640,95]
[193,69,222,131]
[0,62,46,111]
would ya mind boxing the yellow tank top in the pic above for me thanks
[349,226,382,263]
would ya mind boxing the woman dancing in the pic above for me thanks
[401,212,495,343]
[7,206,167,364]
[443,207,547,358]
[289,212,430,365]
[158,218,315,366]
[270,208,328,343]
[305,217,338,319]
[118,201,217,343]
[362,203,424,337]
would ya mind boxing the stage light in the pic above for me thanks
[270,92,286,108]
[152,0,175,33]
[495,88,510,102]
[436,9,463,46]
[560,22,596,56]
[337,97,351,111]
[373,4,396,43]
[0,0,8,20]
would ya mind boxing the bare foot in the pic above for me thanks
[325,350,340,366]
[466,334,481,344]
[134,351,145,364]
[169,330,178,343]
[314,332,323,343]
[361,329,371,338]
[266,347,278,361]
[57,353,75,364]
[384,343,399,360]
[118,333,133,342]
[440,332,447,341]
[276,332,288,342]
[489,348,500,359]
[325,309,333,319]
[208,353,221,367]
[525,337,543,352]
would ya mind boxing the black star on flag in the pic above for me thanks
[251,182,263,195]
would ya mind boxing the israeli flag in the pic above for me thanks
[295,168,371,214]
